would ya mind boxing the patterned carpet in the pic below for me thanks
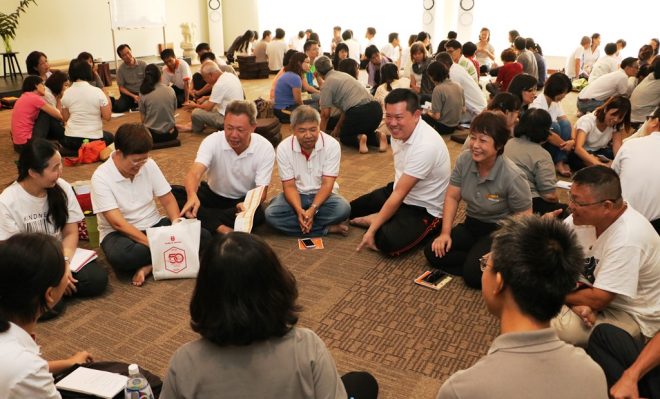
[0,77,580,398]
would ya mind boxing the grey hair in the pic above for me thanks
[201,60,220,75]
[314,56,333,76]
[225,100,257,125]
[290,105,320,127]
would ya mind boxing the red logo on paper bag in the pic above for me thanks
[163,247,187,273]
[170,235,176,242]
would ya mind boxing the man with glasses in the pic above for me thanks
[437,215,607,399]
[265,106,350,237]
[551,165,660,348]
[577,57,640,114]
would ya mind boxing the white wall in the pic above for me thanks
[5,0,208,65]
[222,0,259,51]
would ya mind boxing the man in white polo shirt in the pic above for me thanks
[176,100,275,234]
[265,106,350,236]
[177,61,243,133]
[351,88,451,256]
[577,57,639,114]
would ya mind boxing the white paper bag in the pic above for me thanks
[147,218,201,280]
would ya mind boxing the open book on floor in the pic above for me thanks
[70,248,98,273]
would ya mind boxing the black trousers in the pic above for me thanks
[172,182,265,233]
[350,183,442,257]
[147,126,179,143]
[651,218,660,235]
[587,324,660,398]
[62,131,114,152]
[341,371,379,399]
[172,85,186,108]
[340,101,382,149]
[112,92,139,113]
[424,216,498,289]
[421,114,457,135]
[532,196,567,215]
[32,110,65,142]
[71,259,108,297]
[192,72,205,91]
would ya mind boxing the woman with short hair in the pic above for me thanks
[160,232,378,399]
[139,64,179,143]
[273,52,308,123]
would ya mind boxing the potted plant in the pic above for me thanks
[0,0,37,53]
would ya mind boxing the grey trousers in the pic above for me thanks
[191,108,224,133]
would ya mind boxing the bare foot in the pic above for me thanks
[328,223,349,236]
[358,134,368,154]
[349,215,374,228]
[132,265,153,287]
[216,224,234,234]
[176,123,192,132]
[377,131,388,152]
[555,162,571,177]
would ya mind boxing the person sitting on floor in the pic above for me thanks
[445,39,479,83]
[421,61,464,135]
[25,50,52,81]
[380,32,401,68]
[160,232,379,399]
[351,88,450,257]
[302,40,321,95]
[552,165,660,348]
[589,43,620,83]
[436,215,607,399]
[265,106,351,237]
[569,95,630,171]
[409,42,435,102]
[612,106,660,234]
[373,63,409,148]
[527,38,546,88]
[138,64,178,143]
[577,57,639,114]
[273,52,312,123]
[61,59,113,152]
[485,48,522,96]
[337,58,360,80]
[10,75,64,153]
[76,52,105,90]
[160,48,192,108]
[191,44,235,98]
[514,36,538,79]
[177,61,243,133]
[435,52,487,123]
[364,45,391,91]
[565,36,591,80]
[112,44,147,112]
[175,101,275,235]
[0,139,108,302]
[630,58,660,127]
[315,56,386,154]
[504,108,565,215]
[91,123,182,286]
[253,30,271,63]
[266,28,288,74]
[507,72,538,112]
[332,42,349,70]
[269,49,298,101]
[0,233,96,398]
[425,111,532,289]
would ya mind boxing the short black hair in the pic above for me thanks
[525,37,536,50]
[592,33,600,40]
[388,32,399,43]
[426,61,449,83]
[21,75,43,93]
[195,42,211,54]
[342,29,352,41]
[501,48,517,62]
[543,72,571,99]
[513,36,527,51]
[190,233,300,346]
[68,58,94,82]
[262,30,271,39]
[594,95,631,132]
[45,70,69,97]
[620,56,638,69]
[490,215,584,322]
[275,28,285,39]
[435,51,453,68]
[366,27,376,36]
[447,31,457,39]
[487,92,521,113]
[384,88,419,113]
[445,39,461,50]
[114,123,153,155]
[572,165,622,202]
[470,111,510,154]
[462,41,477,57]
[514,108,551,143]
[338,58,359,78]
[303,40,318,53]
[77,51,94,63]
[364,45,379,60]
[116,43,131,56]
[508,73,538,103]
[604,43,617,55]
[0,233,66,331]
[199,51,216,63]
[160,48,175,60]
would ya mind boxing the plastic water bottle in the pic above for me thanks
[124,364,154,399]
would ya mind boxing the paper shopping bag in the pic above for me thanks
[147,219,201,280]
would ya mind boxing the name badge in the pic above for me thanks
[486,193,501,202]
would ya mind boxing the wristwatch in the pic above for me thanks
[310,203,319,214]
[64,256,70,263]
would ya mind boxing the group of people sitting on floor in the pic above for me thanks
[1,25,659,399]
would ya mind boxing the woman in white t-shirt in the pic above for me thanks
[0,233,94,399]
[61,59,113,152]
[569,95,631,171]
[0,139,108,304]
[475,27,495,73]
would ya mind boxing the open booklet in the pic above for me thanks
[70,248,98,273]
[55,366,127,398]
[234,185,265,233]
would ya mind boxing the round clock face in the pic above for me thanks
[423,10,434,25]
[209,0,221,11]
[460,0,474,11]
[459,11,473,26]
[423,0,435,10]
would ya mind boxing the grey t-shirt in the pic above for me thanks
[503,136,556,198]
[431,79,464,127]
[516,49,538,79]
[117,60,147,94]
[139,83,177,134]
[160,327,347,399]
[319,70,372,112]
[450,150,532,223]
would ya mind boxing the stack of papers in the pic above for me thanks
[70,248,98,272]
[56,367,127,399]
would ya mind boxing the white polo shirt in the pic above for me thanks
[266,39,288,71]
[449,64,486,116]
[61,81,108,139]
[575,112,616,152]
[391,118,451,217]
[565,46,585,79]
[530,95,566,122]
[161,60,192,90]
[277,132,340,195]
[195,131,275,199]
[91,154,171,242]
[344,38,361,62]
[578,69,633,100]
[612,132,660,221]
[209,72,244,116]
[588,55,619,83]
[381,43,400,62]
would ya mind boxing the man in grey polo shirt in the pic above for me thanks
[437,216,607,399]
[315,56,386,154]
[113,44,147,112]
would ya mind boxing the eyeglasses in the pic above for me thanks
[479,254,490,272]
[568,194,620,207]
[129,157,150,166]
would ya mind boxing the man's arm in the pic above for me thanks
[611,332,660,399]
[118,85,139,102]
[565,287,616,311]
[184,99,216,112]
[180,163,207,218]
[101,208,150,247]
[320,107,332,132]
[158,192,181,222]
[357,174,419,251]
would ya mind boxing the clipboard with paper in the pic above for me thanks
[234,186,265,233]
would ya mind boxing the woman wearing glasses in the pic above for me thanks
[91,123,181,286]
[424,111,532,289]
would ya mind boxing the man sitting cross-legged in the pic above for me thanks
[265,106,351,237]
[351,88,450,256]
[174,100,275,234]
[436,215,607,399]
[552,165,660,347]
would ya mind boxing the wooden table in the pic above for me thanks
[1,52,23,78]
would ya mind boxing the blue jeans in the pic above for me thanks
[577,98,604,114]
[544,119,573,163]
[265,192,351,236]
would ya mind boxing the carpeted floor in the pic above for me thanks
[0,73,580,398]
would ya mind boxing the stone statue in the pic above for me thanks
[180,23,195,59]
